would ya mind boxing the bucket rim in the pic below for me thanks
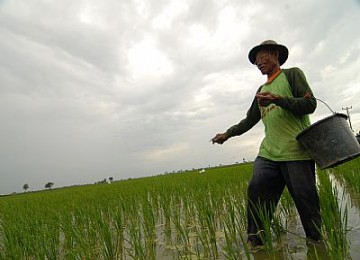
[296,113,348,140]
[320,151,360,169]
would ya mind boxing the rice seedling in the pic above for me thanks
[317,169,350,259]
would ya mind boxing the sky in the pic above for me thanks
[0,0,359,194]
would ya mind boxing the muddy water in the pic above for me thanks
[333,173,360,260]
[346,200,360,260]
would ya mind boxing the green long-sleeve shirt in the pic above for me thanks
[226,67,316,161]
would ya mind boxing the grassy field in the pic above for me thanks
[0,159,359,259]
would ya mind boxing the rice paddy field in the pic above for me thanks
[0,158,359,259]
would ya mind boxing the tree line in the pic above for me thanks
[22,177,115,192]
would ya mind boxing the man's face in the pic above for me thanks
[254,49,279,75]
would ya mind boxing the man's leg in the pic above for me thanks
[247,157,285,246]
[281,160,322,241]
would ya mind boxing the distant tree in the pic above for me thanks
[109,177,113,182]
[45,182,54,189]
[23,183,29,192]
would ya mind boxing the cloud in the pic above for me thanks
[0,0,359,194]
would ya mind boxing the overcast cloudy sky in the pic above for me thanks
[1,0,359,194]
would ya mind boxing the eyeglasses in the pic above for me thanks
[254,53,270,66]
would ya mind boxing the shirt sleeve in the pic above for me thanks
[275,68,317,115]
[225,91,261,137]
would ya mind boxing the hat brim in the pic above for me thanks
[248,44,289,66]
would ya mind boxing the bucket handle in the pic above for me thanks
[316,98,335,114]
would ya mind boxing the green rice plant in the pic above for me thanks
[126,213,147,259]
[140,194,157,259]
[96,208,119,259]
[194,190,219,259]
[158,191,173,243]
[222,199,239,259]
[111,205,126,258]
[173,196,188,245]
[333,157,360,194]
[248,201,275,254]
[317,169,350,259]
[61,208,99,258]
[222,193,250,260]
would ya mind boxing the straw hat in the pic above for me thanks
[248,40,289,65]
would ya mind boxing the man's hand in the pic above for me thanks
[256,91,280,107]
[211,133,229,145]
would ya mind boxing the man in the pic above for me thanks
[211,40,322,247]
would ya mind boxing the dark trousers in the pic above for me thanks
[247,156,322,245]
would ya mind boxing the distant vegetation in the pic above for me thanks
[22,184,29,192]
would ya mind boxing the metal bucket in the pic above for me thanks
[296,113,360,169]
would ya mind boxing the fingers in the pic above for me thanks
[257,94,273,100]
[210,137,218,144]
[257,92,280,107]
[211,133,227,144]
[211,135,219,144]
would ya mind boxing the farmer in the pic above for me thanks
[211,40,322,247]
